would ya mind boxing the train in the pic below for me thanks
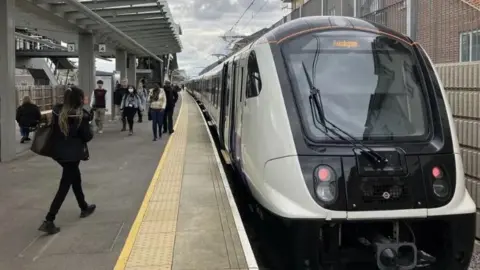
[185,16,476,270]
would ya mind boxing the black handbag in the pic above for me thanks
[30,118,55,157]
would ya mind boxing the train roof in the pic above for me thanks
[189,16,413,81]
[264,16,412,44]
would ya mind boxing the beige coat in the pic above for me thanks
[148,88,166,110]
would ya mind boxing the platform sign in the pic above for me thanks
[98,43,106,53]
[67,43,75,52]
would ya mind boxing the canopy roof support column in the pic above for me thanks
[0,0,16,162]
[127,54,137,87]
[115,49,127,80]
[78,33,96,99]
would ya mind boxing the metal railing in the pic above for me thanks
[15,85,66,112]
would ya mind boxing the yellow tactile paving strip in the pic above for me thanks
[114,96,188,270]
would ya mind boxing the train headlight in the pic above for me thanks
[431,166,449,198]
[314,165,338,204]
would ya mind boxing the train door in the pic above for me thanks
[223,62,233,150]
[228,60,238,154]
[233,57,247,165]
[219,64,229,148]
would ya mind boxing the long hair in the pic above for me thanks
[59,86,84,136]
[151,84,160,101]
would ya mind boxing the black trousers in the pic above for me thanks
[46,161,88,222]
[163,108,174,133]
[122,107,137,131]
[137,108,143,121]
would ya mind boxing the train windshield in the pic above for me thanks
[281,30,430,142]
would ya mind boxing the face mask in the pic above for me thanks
[128,88,134,93]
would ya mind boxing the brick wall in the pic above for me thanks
[415,0,480,63]
[436,61,480,236]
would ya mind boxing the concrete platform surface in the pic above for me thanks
[0,97,181,270]
[114,94,253,270]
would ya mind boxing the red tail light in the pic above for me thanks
[432,166,443,179]
[318,168,331,181]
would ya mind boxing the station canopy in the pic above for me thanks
[43,0,182,59]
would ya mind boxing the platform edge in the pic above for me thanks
[191,95,259,270]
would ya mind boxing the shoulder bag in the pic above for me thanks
[30,115,55,157]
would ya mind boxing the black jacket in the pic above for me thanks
[50,104,93,162]
[164,85,179,111]
[16,103,41,127]
[114,87,129,106]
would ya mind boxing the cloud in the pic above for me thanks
[173,0,288,76]
[94,0,289,77]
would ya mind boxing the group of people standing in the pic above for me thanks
[104,78,179,139]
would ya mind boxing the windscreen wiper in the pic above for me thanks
[301,62,388,165]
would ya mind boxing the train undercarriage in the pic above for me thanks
[250,201,475,270]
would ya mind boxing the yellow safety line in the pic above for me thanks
[113,96,185,270]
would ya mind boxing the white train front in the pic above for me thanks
[186,16,476,270]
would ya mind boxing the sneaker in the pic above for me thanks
[38,221,60,235]
[20,137,26,144]
[153,137,157,141]
[80,204,96,218]
[121,128,126,132]
[128,131,133,136]
[98,130,103,134]
[25,137,31,141]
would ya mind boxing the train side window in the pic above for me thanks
[246,52,262,98]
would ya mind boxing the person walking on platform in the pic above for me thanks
[91,80,107,134]
[16,96,41,144]
[39,87,96,235]
[120,86,143,135]
[114,78,129,124]
[162,80,178,135]
[136,81,147,123]
[148,84,166,141]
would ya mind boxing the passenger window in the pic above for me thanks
[246,53,262,98]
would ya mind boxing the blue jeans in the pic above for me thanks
[20,126,30,138]
[151,109,165,139]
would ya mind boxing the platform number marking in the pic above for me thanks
[67,43,75,52]
[99,44,106,53]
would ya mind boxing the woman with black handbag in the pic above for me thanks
[38,86,96,235]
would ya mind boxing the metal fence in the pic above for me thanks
[15,85,66,112]
[275,0,480,235]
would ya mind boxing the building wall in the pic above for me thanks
[416,0,480,64]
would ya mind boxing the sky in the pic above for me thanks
[93,0,289,77]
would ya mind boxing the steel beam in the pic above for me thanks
[124,32,173,38]
[51,0,158,13]
[77,12,166,25]
[65,6,163,20]
[123,29,172,34]
[116,25,172,32]
[86,18,169,30]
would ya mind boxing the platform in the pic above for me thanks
[114,93,253,270]
[0,93,255,270]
